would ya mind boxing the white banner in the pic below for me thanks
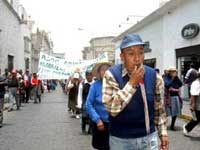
[37,52,109,79]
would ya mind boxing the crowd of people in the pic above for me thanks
[1,34,199,150]
[0,68,58,128]
[63,34,200,150]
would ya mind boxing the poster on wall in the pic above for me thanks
[37,52,108,79]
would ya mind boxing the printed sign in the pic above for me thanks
[181,23,200,39]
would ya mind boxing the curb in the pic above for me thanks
[180,114,192,121]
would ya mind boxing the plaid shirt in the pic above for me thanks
[102,66,168,137]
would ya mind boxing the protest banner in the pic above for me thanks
[37,52,108,79]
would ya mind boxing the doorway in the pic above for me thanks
[8,55,14,72]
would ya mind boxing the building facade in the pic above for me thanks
[19,6,34,72]
[31,28,53,73]
[52,52,65,59]
[0,0,24,73]
[82,36,115,63]
[82,47,93,60]
[114,0,200,99]
[0,0,34,73]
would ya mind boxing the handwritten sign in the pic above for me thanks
[37,52,108,79]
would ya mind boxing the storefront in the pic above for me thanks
[144,58,156,68]
[176,45,200,78]
[114,0,200,99]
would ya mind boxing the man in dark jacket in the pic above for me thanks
[8,70,20,111]
[81,71,93,134]
[184,63,198,98]
[0,76,7,127]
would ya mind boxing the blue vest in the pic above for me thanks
[109,64,156,138]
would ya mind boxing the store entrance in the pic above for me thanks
[176,44,200,99]
[144,58,156,68]
[179,55,200,77]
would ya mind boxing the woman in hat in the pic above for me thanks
[164,67,183,130]
[67,72,81,118]
[86,62,111,150]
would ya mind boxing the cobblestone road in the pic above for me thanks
[0,86,199,150]
[0,87,92,150]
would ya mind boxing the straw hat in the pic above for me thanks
[167,66,177,72]
[92,62,112,79]
[74,67,81,73]
[73,72,80,79]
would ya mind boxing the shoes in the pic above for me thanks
[183,124,189,136]
[170,126,176,131]
[70,114,76,118]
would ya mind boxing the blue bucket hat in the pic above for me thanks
[120,34,145,51]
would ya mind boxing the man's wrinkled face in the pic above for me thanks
[120,45,144,73]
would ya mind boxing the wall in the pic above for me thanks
[0,0,24,72]
[162,0,200,71]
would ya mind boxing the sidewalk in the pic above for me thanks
[181,100,192,120]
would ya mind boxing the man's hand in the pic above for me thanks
[160,136,169,150]
[97,120,105,131]
[129,64,144,87]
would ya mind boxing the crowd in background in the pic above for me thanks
[1,48,199,149]
[60,61,200,150]
[0,68,57,128]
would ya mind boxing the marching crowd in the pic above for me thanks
[1,34,199,150]
[0,68,58,128]
[63,34,200,150]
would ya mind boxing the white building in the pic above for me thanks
[83,36,115,63]
[0,0,24,72]
[0,0,33,73]
[114,0,200,99]
[19,5,34,71]
[31,28,54,73]
[52,52,65,59]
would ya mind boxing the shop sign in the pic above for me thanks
[181,23,200,39]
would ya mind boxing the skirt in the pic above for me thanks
[165,96,182,117]
[91,121,110,150]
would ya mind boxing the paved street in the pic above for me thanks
[0,87,92,150]
[0,85,200,150]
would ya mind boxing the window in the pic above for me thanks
[8,55,14,72]
[25,58,30,70]
[24,37,30,53]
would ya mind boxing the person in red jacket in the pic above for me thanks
[31,73,39,103]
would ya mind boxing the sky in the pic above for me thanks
[20,0,160,59]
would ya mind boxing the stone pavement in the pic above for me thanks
[181,100,193,120]
[0,87,93,150]
[0,86,199,150]
[166,116,200,150]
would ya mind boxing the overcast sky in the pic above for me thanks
[20,0,160,59]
